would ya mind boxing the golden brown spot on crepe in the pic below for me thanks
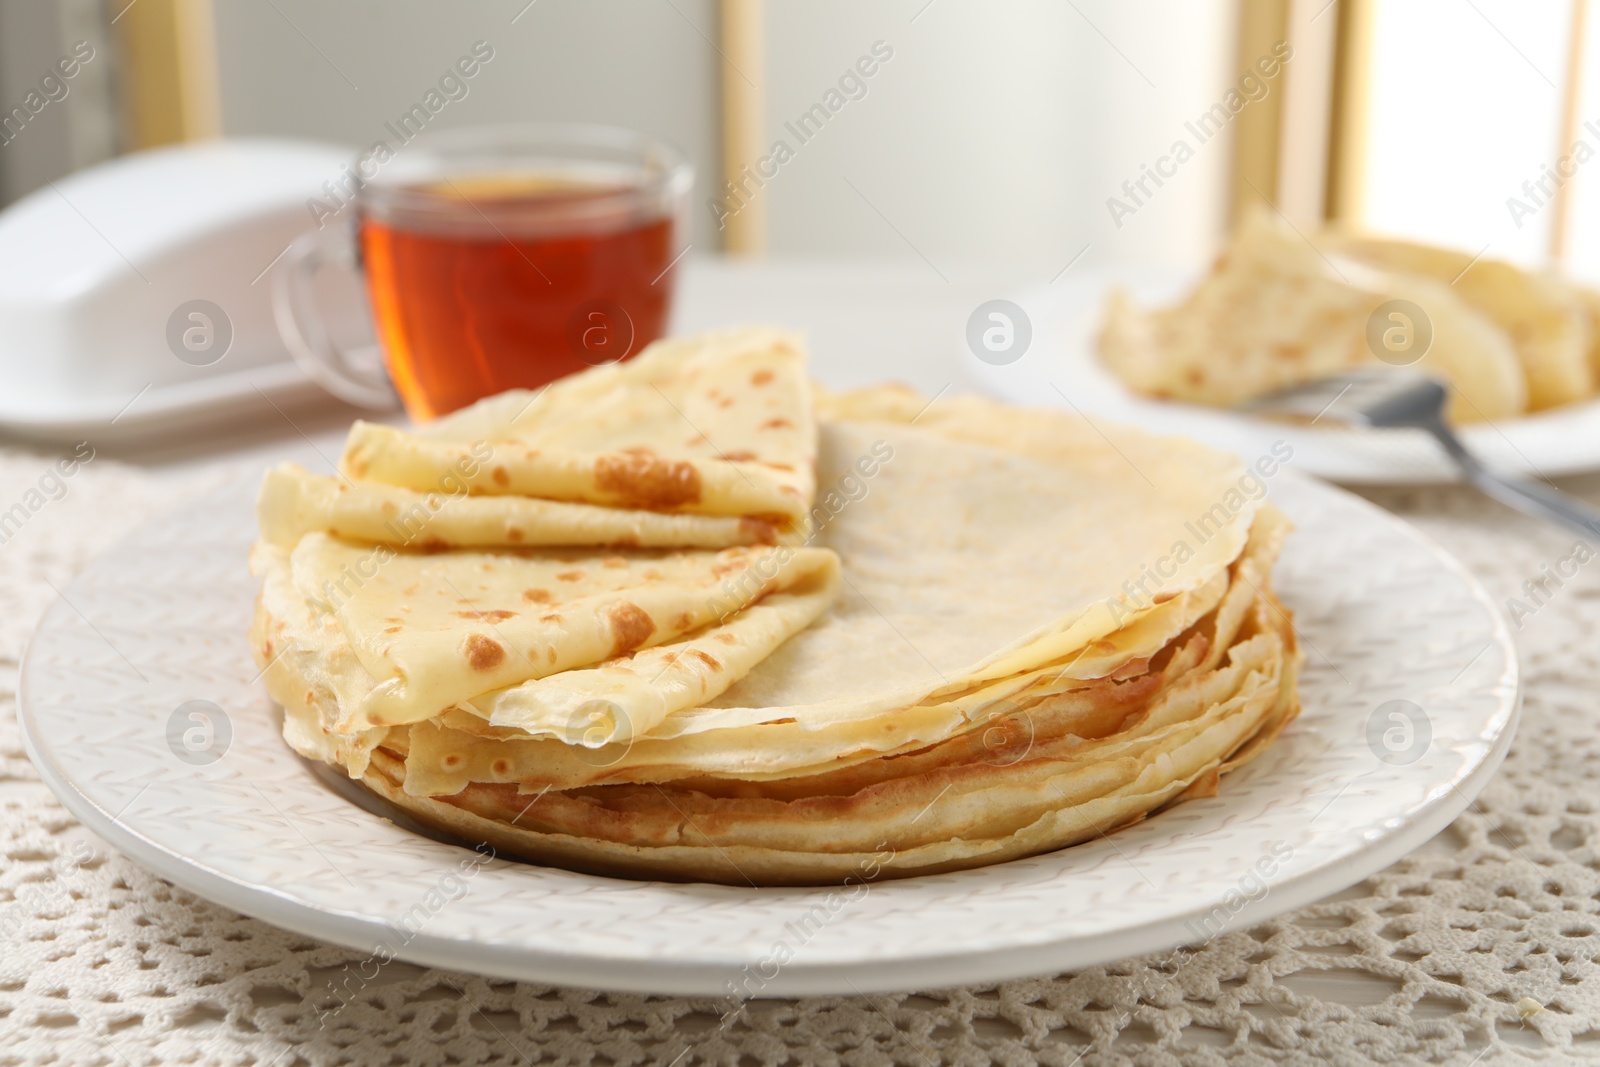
[594,451,702,509]
[262,639,274,659]
[671,611,693,630]
[643,569,663,581]
[769,462,794,471]
[507,527,524,543]
[381,500,398,517]
[717,397,734,409]
[546,647,558,663]
[383,626,402,634]
[684,433,708,447]
[1184,368,1205,386]
[688,649,722,670]
[714,632,738,645]
[752,369,774,385]
[739,517,778,545]
[723,450,757,462]
[455,609,517,622]
[403,584,419,596]
[444,754,462,767]
[522,588,552,604]
[557,570,584,582]
[491,466,509,487]
[492,758,510,775]
[603,557,627,568]
[346,450,370,477]
[464,634,506,671]
[761,418,792,430]
[1152,591,1177,604]
[540,613,562,623]
[607,602,656,655]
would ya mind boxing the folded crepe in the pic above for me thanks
[340,326,817,526]
[1321,234,1594,411]
[252,536,840,733]
[253,384,1303,885]
[255,325,838,778]
[359,552,1295,884]
[391,505,1283,797]
[1098,211,1527,422]
[257,464,782,550]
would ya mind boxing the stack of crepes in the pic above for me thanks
[251,326,1302,886]
[1099,209,1600,422]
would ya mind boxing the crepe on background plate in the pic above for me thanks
[1325,234,1596,410]
[1097,210,1600,422]
[252,350,1302,884]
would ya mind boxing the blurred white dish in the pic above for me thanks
[966,268,1600,484]
[0,138,378,444]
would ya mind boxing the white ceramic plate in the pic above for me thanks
[965,268,1600,484]
[19,470,1518,996]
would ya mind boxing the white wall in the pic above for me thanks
[0,0,117,204]
[212,0,723,246]
[757,0,1237,270]
[211,0,1235,266]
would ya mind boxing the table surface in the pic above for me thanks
[2,260,1596,1066]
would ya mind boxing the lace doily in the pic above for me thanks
[2,444,1596,1066]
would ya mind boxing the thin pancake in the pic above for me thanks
[258,464,779,550]
[479,559,841,745]
[252,535,839,731]
[1326,233,1593,410]
[396,502,1287,796]
[1097,210,1526,422]
[341,326,816,523]
[357,588,1295,885]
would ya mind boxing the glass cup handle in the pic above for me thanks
[271,227,397,410]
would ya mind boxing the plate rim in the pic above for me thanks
[17,468,1521,996]
[18,690,1519,996]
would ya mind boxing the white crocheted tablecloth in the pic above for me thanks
[2,442,1598,1067]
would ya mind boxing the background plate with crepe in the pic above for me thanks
[974,267,1600,486]
[18,455,1517,994]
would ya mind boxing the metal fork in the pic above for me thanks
[1244,369,1600,540]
